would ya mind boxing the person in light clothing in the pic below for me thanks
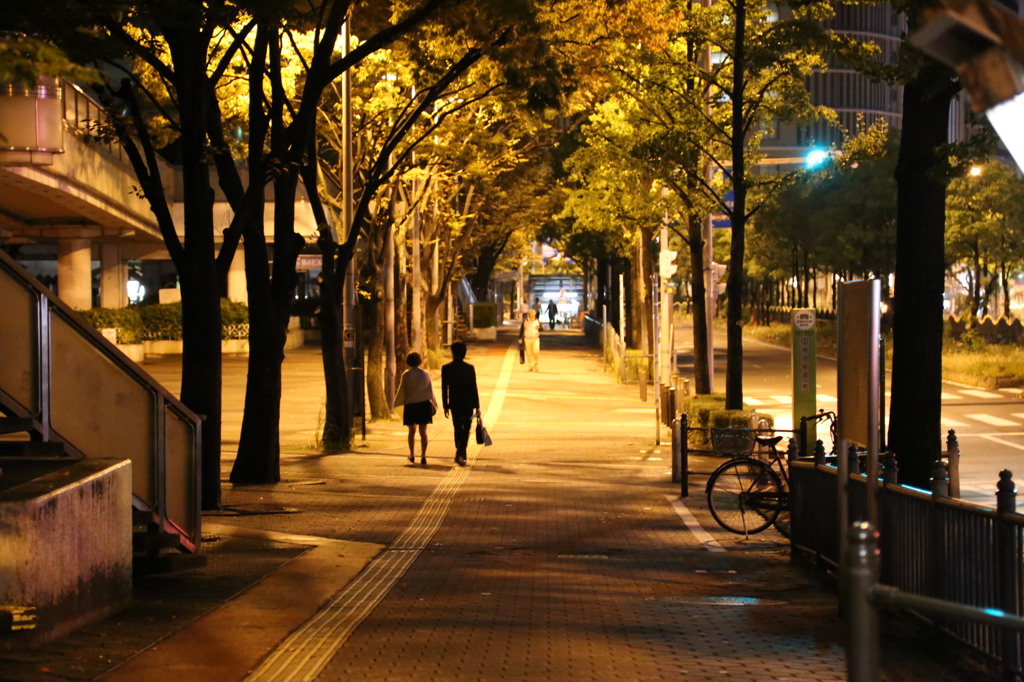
[393,352,438,465]
[521,309,542,371]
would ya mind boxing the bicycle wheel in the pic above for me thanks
[706,458,782,534]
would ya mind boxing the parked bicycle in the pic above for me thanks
[705,433,789,535]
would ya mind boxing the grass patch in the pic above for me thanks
[943,344,1024,389]
[744,321,1024,389]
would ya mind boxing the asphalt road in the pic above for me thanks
[673,322,1024,506]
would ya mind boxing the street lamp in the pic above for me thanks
[911,0,1024,169]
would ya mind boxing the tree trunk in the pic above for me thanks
[173,48,222,509]
[888,56,956,488]
[318,238,351,450]
[686,213,711,394]
[231,173,302,482]
[725,0,748,411]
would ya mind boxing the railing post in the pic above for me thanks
[930,459,949,498]
[813,439,826,466]
[846,521,881,682]
[882,452,899,484]
[679,413,689,498]
[996,470,1019,681]
[787,437,799,464]
[848,444,861,475]
[946,429,960,498]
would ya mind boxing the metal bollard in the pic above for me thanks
[946,429,960,498]
[930,459,949,498]
[679,413,690,497]
[671,418,682,484]
[638,366,648,402]
[846,521,881,682]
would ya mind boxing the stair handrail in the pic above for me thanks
[0,249,202,552]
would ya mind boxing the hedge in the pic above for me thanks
[472,302,497,328]
[82,299,251,342]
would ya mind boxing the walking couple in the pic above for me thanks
[393,341,480,467]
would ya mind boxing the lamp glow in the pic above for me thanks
[805,149,828,168]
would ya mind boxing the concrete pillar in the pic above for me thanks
[227,244,247,304]
[57,238,93,310]
[99,242,128,309]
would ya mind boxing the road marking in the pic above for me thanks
[770,395,791,404]
[1000,388,1023,395]
[965,413,1019,427]
[667,496,726,553]
[1012,413,1024,421]
[744,397,765,406]
[246,345,519,682]
[962,389,1005,400]
[978,434,1024,452]
[818,393,838,403]
[941,392,962,400]
[940,417,969,428]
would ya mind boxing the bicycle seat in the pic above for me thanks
[755,435,783,448]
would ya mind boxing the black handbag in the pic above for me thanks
[475,414,491,445]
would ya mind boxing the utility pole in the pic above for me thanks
[341,17,356,431]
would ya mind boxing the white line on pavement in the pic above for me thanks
[666,495,726,553]
[962,389,1006,400]
[978,434,1024,452]
[965,413,1019,427]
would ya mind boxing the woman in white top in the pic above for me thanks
[393,352,438,465]
[521,309,542,371]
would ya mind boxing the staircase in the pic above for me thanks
[0,249,202,562]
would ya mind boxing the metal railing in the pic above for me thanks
[792,458,1024,677]
[0,249,202,553]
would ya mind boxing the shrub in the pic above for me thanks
[83,300,252,343]
[138,302,184,340]
[472,302,497,328]
[79,307,144,344]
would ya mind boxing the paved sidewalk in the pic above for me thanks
[0,327,995,680]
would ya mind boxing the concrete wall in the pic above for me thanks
[0,458,132,646]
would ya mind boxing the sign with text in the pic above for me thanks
[792,308,817,443]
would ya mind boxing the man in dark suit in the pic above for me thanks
[441,341,480,466]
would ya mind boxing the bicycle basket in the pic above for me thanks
[710,427,755,458]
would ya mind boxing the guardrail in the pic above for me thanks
[0,249,202,553]
[792,458,1024,676]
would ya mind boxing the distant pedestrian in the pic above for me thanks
[441,341,480,466]
[546,300,558,330]
[532,297,542,317]
[393,352,438,466]
[522,309,541,371]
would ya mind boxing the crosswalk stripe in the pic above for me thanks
[941,417,968,427]
[770,395,791,404]
[961,389,1005,400]
[941,392,961,400]
[1011,413,1024,422]
[965,413,1018,427]
[1000,388,1023,395]
[744,397,765,406]
[818,393,837,403]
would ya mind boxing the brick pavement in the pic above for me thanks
[0,327,997,681]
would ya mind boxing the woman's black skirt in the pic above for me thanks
[403,400,435,426]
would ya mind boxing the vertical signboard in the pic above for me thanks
[792,309,817,443]
[837,280,880,449]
